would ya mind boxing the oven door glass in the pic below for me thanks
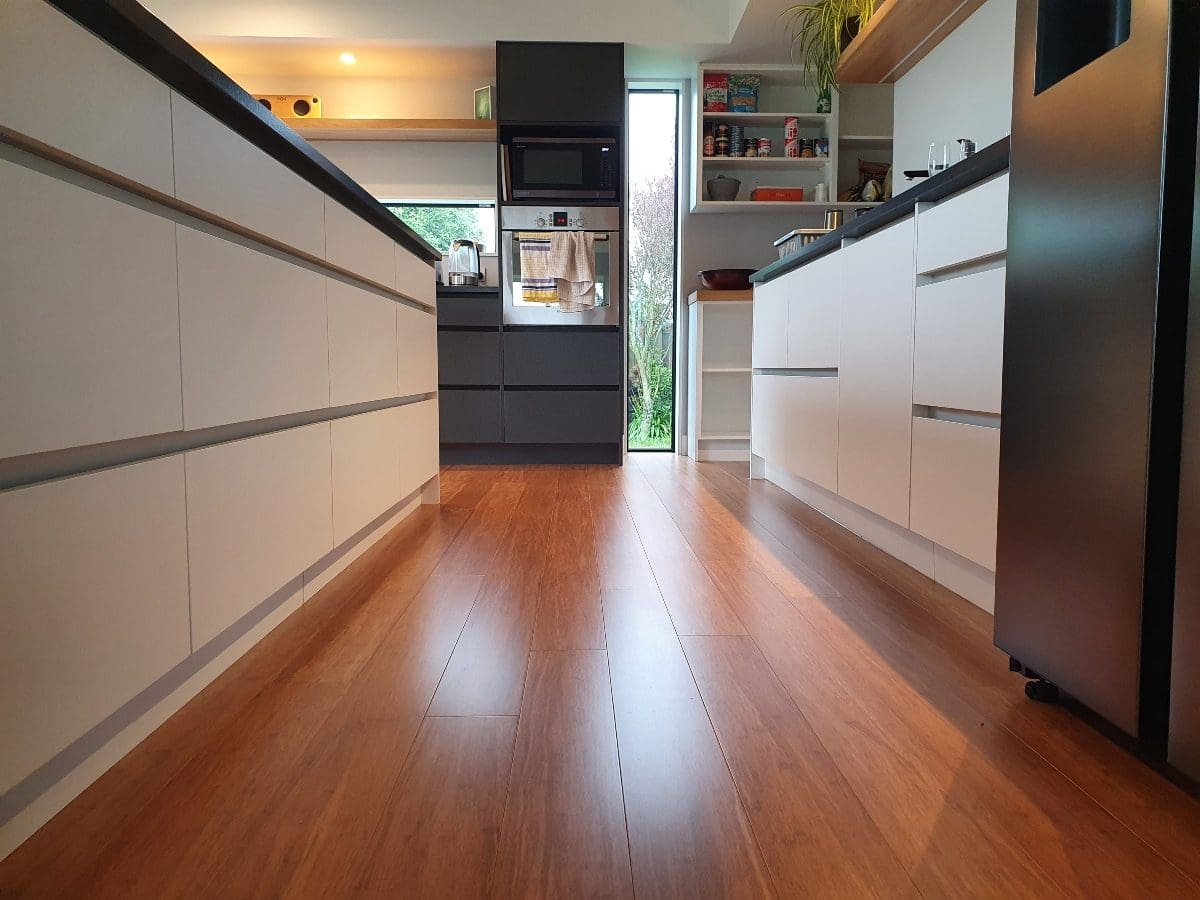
[503,231,620,326]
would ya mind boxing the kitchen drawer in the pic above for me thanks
[916,172,1009,274]
[779,374,839,492]
[440,389,502,443]
[909,416,1001,570]
[439,331,501,385]
[504,389,621,444]
[503,330,621,386]
[913,266,1005,414]
[785,252,840,369]
[437,294,501,327]
[397,243,435,309]
[752,277,788,369]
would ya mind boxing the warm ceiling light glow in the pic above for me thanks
[339,52,357,65]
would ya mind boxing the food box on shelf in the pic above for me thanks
[728,74,761,112]
[703,73,729,112]
[751,187,806,202]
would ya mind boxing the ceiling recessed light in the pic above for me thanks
[339,52,357,65]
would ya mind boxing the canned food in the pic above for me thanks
[715,136,729,156]
[744,138,758,157]
[784,138,800,158]
[784,117,799,142]
[800,139,815,158]
[757,137,772,157]
[703,130,715,157]
[815,137,829,157]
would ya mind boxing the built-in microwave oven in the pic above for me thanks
[508,136,618,201]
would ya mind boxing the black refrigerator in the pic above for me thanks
[995,0,1199,760]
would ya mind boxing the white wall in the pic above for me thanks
[891,0,1017,178]
[310,140,495,201]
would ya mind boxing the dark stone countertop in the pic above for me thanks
[752,136,1010,285]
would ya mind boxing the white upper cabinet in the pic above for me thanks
[785,252,841,369]
[325,197,397,289]
[837,216,917,527]
[916,173,1009,274]
[0,160,183,458]
[752,275,789,369]
[913,266,1006,414]
[177,227,330,429]
[0,0,175,194]
[171,93,325,257]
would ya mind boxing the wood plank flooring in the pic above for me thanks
[4,457,1200,898]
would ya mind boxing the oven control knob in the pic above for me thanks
[571,217,584,227]
[535,216,547,227]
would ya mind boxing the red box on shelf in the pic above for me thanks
[751,187,806,202]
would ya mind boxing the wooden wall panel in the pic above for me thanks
[0,160,182,458]
[0,0,175,193]
[0,457,190,794]
[184,424,334,649]
[177,227,329,429]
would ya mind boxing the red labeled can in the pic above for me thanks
[784,116,800,142]
[784,138,800,158]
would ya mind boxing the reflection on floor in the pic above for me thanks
[4,456,1200,897]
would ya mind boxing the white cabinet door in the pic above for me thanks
[398,303,439,398]
[751,277,788,369]
[780,375,839,493]
[396,243,436,309]
[910,417,1001,570]
[785,252,841,369]
[0,160,182,458]
[751,373,772,463]
[328,280,400,407]
[171,94,325,257]
[325,197,396,289]
[331,407,404,545]
[0,0,175,194]
[837,216,917,527]
[178,227,329,429]
[185,423,334,649]
[0,456,189,794]
[916,173,1009,274]
[397,399,440,498]
[913,265,1006,414]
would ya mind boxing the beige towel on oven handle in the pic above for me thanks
[546,231,597,312]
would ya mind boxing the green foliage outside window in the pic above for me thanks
[386,204,495,254]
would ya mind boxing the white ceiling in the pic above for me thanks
[161,0,810,81]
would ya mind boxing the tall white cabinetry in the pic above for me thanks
[751,172,1008,612]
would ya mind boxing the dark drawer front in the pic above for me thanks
[440,390,502,443]
[503,331,621,386]
[504,390,622,444]
[437,294,501,327]
[438,331,501,385]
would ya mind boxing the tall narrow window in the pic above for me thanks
[627,89,680,451]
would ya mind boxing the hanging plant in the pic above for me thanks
[781,0,877,97]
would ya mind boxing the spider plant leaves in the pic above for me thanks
[780,0,876,95]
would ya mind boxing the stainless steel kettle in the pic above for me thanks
[446,239,483,286]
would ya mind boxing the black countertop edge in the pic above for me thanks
[751,136,1010,285]
[437,284,501,295]
[48,0,441,263]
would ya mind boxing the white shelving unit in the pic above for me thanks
[691,64,894,214]
[687,291,753,462]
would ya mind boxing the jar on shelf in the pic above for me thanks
[800,139,815,158]
[744,137,759,157]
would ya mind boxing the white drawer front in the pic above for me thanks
[325,197,396,289]
[0,160,182,458]
[785,253,840,369]
[0,457,189,794]
[0,0,175,194]
[397,242,436,309]
[397,399,440,498]
[331,407,404,545]
[178,227,329,429]
[780,375,838,493]
[913,266,1006,414]
[185,423,334,649]
[171,94,325,257]
[752,278,788,369]
[910,417,1001,570]
[398,304,439,398]
[328,280,399,407]
[916,173,1009,274]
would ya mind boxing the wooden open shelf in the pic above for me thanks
[289,118,497,142]
[836,0,987,84]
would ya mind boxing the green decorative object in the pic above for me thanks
[817,87,832,113]
[782,0,877,96]
[474,85,493,120]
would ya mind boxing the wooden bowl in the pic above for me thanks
[697,268,756,291]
